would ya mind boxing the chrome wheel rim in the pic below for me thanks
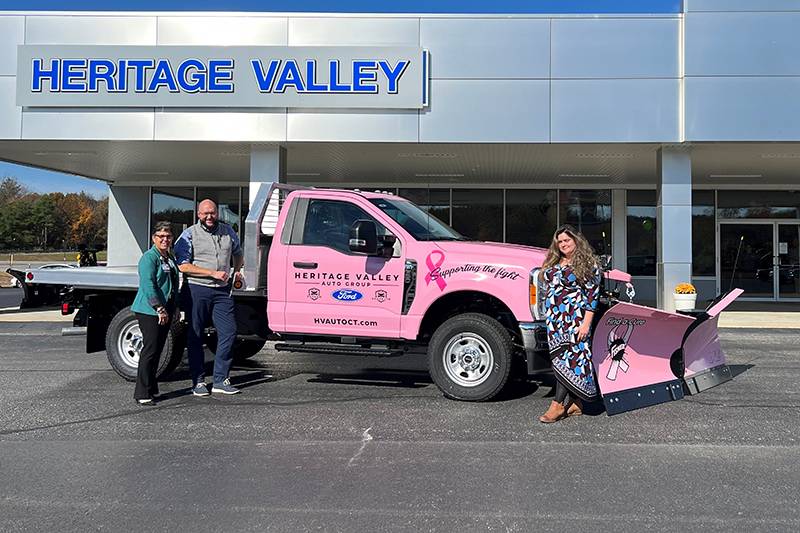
[442,333,494,387]
[117,321,143,368]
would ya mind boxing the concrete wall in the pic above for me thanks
[685,1,800,141]
[0,12,680,144]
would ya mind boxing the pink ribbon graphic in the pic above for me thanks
[424,250,447,291]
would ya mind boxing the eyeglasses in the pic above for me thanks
[154,234,173,240]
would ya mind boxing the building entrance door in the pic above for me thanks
[719,222,800,301]
[777,224,800,300]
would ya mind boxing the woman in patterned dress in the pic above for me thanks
[539,225,602,423]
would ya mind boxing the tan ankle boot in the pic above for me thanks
[539,400,568,423]
[567,399,583,417]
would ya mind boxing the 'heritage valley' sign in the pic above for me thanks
[17,45,428,109]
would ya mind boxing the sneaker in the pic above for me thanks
[211,378,240,395]
[192,383,210,397]
[136,398,154,405]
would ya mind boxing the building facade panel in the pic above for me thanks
[287,17,419,45]
[154,110,287,142]
[686,12,800,76]
[419,18,550,79]
[685,77,800,141]
[156,16,288,45]
[0,16,24,76]
[287,109,418,142]
[25,15,157,45]
[420,79,549,142]
[551,78,679,142]
[21,109,155,140]
[551,18,679,79]
[0,77,21,139]
[686,0,800,11]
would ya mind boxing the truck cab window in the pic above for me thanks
[302,199,389,254]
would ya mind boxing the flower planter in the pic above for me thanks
[673,292,697,311]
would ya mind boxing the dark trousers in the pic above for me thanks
[554,381,575,407]
[134,312,171,400]
[184,283,237,386]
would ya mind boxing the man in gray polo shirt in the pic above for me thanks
[174,199,244,396]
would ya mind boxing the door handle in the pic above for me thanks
[293,261,318,269]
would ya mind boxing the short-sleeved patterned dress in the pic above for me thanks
[543,263,602,401]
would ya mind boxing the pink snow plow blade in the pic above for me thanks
[591,288,743,415]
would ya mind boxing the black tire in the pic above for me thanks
[428,312,513,401]
[105,306,185,381]
[233,339,267,360]
[206,333,266,360]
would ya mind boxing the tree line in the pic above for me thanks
[0,177,108,251]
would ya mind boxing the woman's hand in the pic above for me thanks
[156,307,169,326]
[576,320,591,342]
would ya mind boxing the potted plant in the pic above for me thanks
[674,282,697,311]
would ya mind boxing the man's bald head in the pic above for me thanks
[197,199,218,228]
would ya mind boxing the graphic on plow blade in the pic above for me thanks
[591,289,743,415]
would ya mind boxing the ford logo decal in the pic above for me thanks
[332,289,363,302]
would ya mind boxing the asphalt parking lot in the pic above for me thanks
[0,321,798,532]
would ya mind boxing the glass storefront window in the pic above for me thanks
[451,189,503,242]
[692,190,715,276]
[398,188,450,225]
[559,190,612,256]
[151,187,194,238]
[717,190,800,219]
[626,190,657,276]
[505,189,557,248]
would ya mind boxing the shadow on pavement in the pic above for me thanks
[729,363,755,379]
[308,368,431,389]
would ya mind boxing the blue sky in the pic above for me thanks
[0,161,109,198]
[13,1,682,14]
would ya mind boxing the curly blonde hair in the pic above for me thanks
[542,225,599,284]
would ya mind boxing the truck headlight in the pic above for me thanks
[529,268,546,320]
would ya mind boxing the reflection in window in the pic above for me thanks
[505,189,557,248]
[398,188,450,226]
[452,189,503,242]
[197,187,242,234]
[692,190,715,276]
[717,190,800,219]
[302,199,382,253]
[559,190,612,256]
[152,187,194,238]
[626,191,657,276]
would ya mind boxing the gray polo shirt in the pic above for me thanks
[174,221,242,287]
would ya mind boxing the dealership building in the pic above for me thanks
[1,0,799,310]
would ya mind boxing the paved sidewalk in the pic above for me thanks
[0,308,796,328]
[0,309,72,322]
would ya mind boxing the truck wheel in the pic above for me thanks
[105,306,185,381]
[428,313,513,401]
[233,339,267,360]
[206,333,266,360]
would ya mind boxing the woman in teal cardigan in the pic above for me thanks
[131,221,180,405]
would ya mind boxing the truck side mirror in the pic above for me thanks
[349,219,378,254]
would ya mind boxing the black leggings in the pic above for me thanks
[554,381,575,407]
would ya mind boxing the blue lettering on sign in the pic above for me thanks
[332,289,363,302]
[30,56,411,96]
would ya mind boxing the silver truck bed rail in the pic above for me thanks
[242,182,310,292]
[23,265,140,290]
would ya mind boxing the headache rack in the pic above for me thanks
[242,182,309,293]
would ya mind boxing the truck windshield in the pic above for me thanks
[369,198,466,241]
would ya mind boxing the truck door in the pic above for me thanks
[283,197,405,338]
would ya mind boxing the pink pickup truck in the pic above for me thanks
[258,184,551,401]
[21,183,740,410]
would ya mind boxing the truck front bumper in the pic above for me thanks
[519,321,550,374]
